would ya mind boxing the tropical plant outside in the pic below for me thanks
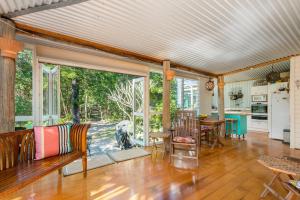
[15,50,178,133]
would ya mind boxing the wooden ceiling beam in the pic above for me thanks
[15,22,216,77]
[2,0,89,18]
[171,62,216,77]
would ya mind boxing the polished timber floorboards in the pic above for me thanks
[4,132,300,200]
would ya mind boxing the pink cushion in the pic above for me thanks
[34,126,59,160]
[173,136,196,144]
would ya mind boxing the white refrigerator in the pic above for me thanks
[270,91,290,140]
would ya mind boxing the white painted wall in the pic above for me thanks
[224,80,255,109]
[290,56,300,149]
[199,77,213,115]
[212,79,218,109]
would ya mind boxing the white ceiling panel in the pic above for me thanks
[0,0,63,14]
[224,61,290,82]
[5,0,300,74]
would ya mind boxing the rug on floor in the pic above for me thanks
[107,148,150,162]
[63,154,115,176]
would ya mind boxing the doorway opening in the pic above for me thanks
[40,63,146,155]
[15,50,149,155]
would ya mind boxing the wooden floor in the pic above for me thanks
[4,132,300,200]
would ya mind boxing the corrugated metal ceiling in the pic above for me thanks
[0,0,63,14]
[224,61,290,83]
[3,0,300,74]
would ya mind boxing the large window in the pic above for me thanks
[149,72,177,132]
[15,49,33,129]
[176,78,199,114]
[149,72,163,132]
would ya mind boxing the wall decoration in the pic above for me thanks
[228,86,244,107]
[266,66,280,83]
[229,89,243,100]
[205,78,215,91]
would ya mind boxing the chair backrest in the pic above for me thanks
[175,110,196,120]
[172,116,199,138]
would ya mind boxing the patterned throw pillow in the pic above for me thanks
[58,124,72,154]
[34,124,72,160]
[34,126,60,160]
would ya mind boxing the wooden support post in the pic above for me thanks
[218,75,225,135]
[0,18,22,133]
[162,60,171,133]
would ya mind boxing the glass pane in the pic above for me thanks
[52,68,59,115]
[133,79,143,113]
[43,67,50,116]
[42,64,60,125]
[133,115,144,143]
[15,121,33,130]
[193,86,199,114]
[183,89,191,109]
[170,79,177,121]
[15,49,33,116]
[149,113,162,132]
[149,72,163,132]
[150,72,163,109]
[183,79,199,111]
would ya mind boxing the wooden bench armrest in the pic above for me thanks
[70,124,90,177]
[70,124,91,153]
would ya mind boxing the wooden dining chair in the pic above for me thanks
[169,115,199,166]
[175,110,196,120]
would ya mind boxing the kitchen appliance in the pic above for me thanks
[270,91,290,140]
[251,103,268,114]
[252,94,268,102]
[251,114,268,120]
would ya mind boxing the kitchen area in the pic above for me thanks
[211,61,290,143]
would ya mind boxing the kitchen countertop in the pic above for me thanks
[225,111,251,115]
[211,110,252,116]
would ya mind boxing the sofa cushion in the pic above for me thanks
[34,126,59,160]
[58,124,72,154]
[173,136,196,144]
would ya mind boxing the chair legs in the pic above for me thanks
[169,144,199,167]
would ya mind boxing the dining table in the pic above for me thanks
[199,118,225,149]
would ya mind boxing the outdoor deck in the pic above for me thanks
[4,132,299,200]
[88,122,120,155]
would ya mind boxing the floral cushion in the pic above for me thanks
[173,136,196,144]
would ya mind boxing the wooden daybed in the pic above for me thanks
[0,124,90,195]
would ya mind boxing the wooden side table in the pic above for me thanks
[258,155,300,199]
[149,132,170,159]
[283,182,300,200]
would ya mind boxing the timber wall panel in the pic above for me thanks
[290,56,300,149]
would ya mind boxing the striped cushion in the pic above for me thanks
[34,124,72,160]
[58,124,72,154]
[34,126,59,160]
